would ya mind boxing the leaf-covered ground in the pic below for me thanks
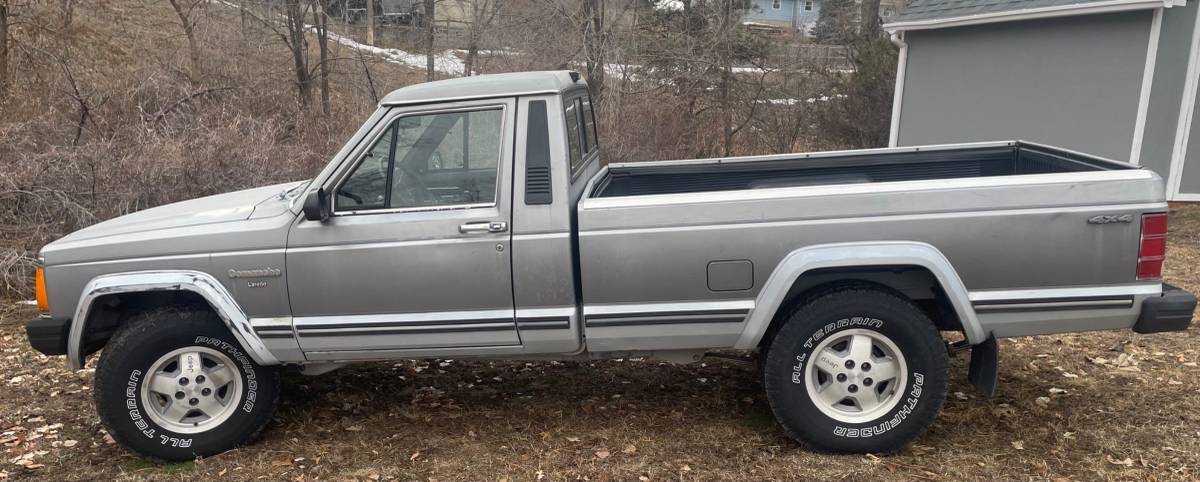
[2,205,1199,481]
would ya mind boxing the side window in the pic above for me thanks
[564,99,583,171]
[581,96,599,155]
[337,108,504,212]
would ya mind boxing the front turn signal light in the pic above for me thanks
[35,267,49,312]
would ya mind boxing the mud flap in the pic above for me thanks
[968,335,998,397]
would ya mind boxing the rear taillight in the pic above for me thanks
[1137,213,1168,280]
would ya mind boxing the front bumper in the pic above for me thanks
[25,317,70,356]
[1133,283,1196,334]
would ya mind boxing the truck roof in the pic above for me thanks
[380,71,584,106]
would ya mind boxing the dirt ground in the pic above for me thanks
[2,207,1199,481]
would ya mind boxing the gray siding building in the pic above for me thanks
[885,0,1200,200]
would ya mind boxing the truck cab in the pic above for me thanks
[286,71,598,360]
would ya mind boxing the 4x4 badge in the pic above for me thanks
[1087,214,1134,224]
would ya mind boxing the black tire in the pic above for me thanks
[763,287,949,454]
[94,308,280,462]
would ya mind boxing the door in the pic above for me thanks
[285,98,519,355]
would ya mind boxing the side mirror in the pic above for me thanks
[302,188,331,222]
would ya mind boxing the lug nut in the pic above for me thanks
[836,373,847,382]
[179,377,189,386]
[201,388,212,396]
[188,398,199,406]
[863,378,873,387]
[844,360,855,369]
[861,362,871,372]
[195,375,206,383]
[174,391,185,400]
[847,384,858,393]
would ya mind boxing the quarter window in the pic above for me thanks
[804,0,813,10]
[773,0,781,9]
[564,99,583,171]
[581,96,599,155]
[337,108,504,211]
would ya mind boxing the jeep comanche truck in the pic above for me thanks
[24,71,1196,461]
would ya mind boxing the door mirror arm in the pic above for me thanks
[303,188,331,222]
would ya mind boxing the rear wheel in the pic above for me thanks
[763,287,948,453]
[94,308,280,462]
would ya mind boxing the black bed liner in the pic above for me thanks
[591,142,1134,198]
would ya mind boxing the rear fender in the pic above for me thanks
[734,241,984,348]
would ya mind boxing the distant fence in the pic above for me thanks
[766,44,854,71]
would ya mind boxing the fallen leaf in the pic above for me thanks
[623,444,637,454]
[565,436,581,442]
[271,459,292,467]
[410,451,421,461]
[1035,396,1051,407]
[595,450,610,459]
[1011,440,1025,450]
[1048,388,1068,395]
[1106,454,1134,467]
[61,440,77,447]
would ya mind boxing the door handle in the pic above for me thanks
[459,221,508,234]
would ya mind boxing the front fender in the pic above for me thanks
[67,270,279,370]
[734,241,985,349]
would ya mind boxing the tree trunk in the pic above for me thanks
[314,2,331,115]
[60,0,73,29]
[719,0,733,156]
[168,0,202,84]
[424,0,435,81]
[286,0,312,107]
[465,44,477,76]
[860,0,881,37]
[0,2,8,99]
[366,0,374,45]
[582,0,605,102]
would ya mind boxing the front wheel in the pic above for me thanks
[94,308,280,462]
[763,287,949,453]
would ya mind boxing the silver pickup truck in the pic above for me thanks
[24,71,1196,461]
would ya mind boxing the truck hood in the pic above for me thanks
[56,181,307,244]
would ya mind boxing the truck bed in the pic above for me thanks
[576,140,1164,353]
[590,141,1136,198]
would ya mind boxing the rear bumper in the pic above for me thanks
[25,317,70,356]
[1133,283,1196,334]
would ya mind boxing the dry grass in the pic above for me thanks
[0,205,1197,481]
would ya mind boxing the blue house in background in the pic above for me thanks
[744,0,901,36]
[745,0,822,33]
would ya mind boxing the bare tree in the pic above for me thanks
[581,0,605,101]
[366,0,374,45]
[312,0,332,114]
[167,0,205,83]
[424,0,435,81]
[860,0,881,37]
[0,0,8,98]
[462,0,499,76]
[283,0,314,107]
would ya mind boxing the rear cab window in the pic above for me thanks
[564,93,600,181]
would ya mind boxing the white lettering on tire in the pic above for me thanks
[791,317,884,385]
[194,336,257,413]
[783,317,924,438]
[831,373,924,438]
